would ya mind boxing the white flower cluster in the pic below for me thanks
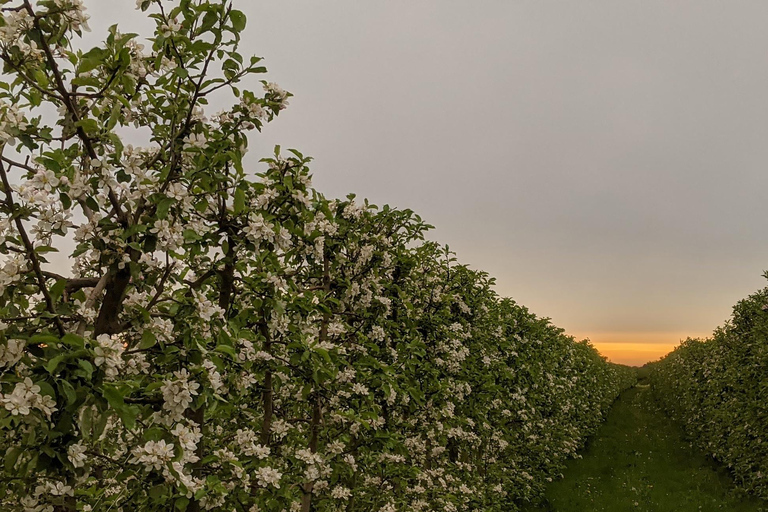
[93,334,125,378]
[183,132,207,150]
[67,442,87,468]
[331,486,352,500]
[0,100,28,145]
[342,201,365,220]
[0,378,57,418]
[170,422,202,465]
[14,169,72,243]
[160,369,200,421]
[295,448,330,483]
[159,17,181,37]
[120,145,160,197]
[0,338,24,367]
[263,82,289,110]
[150,218,183,251]
[52,0,91,33]
[239,95,267,123]
[35,480,74,497]
[254,466,282,489]
[202,359,226,394]
[243,213,275,245]
[0,10,34,50]
[196,293,224,322]
[130,439,175,471]
[0,255,27,295]
[234,429,270,458]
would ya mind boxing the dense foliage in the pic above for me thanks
[0,1,634,510]
[650,286,768,501]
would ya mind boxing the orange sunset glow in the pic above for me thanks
[572,331,713,367]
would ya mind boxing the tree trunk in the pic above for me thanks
[93,267,131,336]
[301,254,331,512]
[259,317,273,445]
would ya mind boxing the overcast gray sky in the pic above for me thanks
[83,1,768,364]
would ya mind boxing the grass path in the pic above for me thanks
[522,382,767,512]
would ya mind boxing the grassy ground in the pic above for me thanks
[521,382,767,512]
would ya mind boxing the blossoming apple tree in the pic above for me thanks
[0,1,635,511]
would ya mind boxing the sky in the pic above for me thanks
[80,1,768,366]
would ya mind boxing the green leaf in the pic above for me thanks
[122,223,148,240]
[149,483,167,501]
[93,412,109,439]
[58,380,77,406]
[103,386,138,430]
[49,279,67,302]
[120,405,138,431]
[230,10,246,31]
[214,345,237,358]
[80,405,93,438]
[117,47,131,69]
[79,48,108,73]
[102,385,125,410]
[200,11,218,33]
[36,381,56,399]
[76,360,94,381]
[194,199,209,213]
[75,118,100,135]
[106,100,122,130]
[143,426,166,441]
[45,354,68,374]
[85,196,99,213]
[33,69,49,88]
[156,197,175,219]
[61,333,85,348]
[233,187,245,215]
[314,347,332,365]
[4,446,22,473]
[31,334,59,346]
[139,330,157,350]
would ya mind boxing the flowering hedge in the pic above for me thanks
[649,287,768,501]
[0,1,635,510]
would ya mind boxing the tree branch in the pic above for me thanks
[22,0,129,228]
[0,160,65,336]
[76,273,108,336]
[42,271,102,292]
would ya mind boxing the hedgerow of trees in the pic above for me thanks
[0,1,635,510]
[650,285,768,501]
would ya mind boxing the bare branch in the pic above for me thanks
[40,272,102,293]
[76,273,108,336]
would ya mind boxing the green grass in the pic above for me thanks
[521,382,767,512]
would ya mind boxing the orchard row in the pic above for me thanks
[0,1,634,510]
[650,287,768,501]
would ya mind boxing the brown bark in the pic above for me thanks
[189,240,237,512]
[93,267,131,336]
[300,255,331,512]
[259,317,273,446]
[218,234,236,311]
[301,399,322,512]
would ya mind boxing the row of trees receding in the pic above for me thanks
[0,1,635,510]
[650,285,768,502]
